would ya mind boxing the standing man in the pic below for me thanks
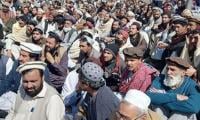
[5,61,65,120]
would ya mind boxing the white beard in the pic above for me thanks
[164,74,183,88]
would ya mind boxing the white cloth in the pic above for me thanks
[6,58,13,75]
[0,91,16,111]
[5,83,65,120]
[61,70,79,102]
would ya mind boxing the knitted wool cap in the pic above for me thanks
[104,43,119,57]
[81,62,104,84]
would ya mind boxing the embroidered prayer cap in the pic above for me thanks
[17,61,46,73]
[20,42,42,54]
[79,62,104,87]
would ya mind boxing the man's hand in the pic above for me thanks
[149,87,166,93]
[186,66,197,77]
[46,52,55,64]
[177,94,188,101]
[157,41,168,49]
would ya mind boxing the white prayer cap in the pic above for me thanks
[124,89,151,111]
[17,61,46,73]
[20,42,42,54]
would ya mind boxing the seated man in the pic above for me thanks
[100,43,126,91]
[5,61,65,120]
[147,57,200,120]
[119,47,159,95]
[77,62,119,120]
[42,31,68,93]
[111,89,161,120]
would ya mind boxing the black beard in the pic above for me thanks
[25,83,43,97]
[45,46,58,55]
[36,17,42,22]
[111,29,119,34]
[115,39,124,46]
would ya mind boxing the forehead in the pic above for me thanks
[23,69,41,80]
[20,49,30,55]
[167,64,183,71]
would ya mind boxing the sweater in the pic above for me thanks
[147,75,200,113]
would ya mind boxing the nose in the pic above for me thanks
[26,82,33,89]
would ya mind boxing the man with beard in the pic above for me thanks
[61,16,78,49]
[0,1,16,33]
[115,29,132,60]
[33,8,45,27]
[26,20,37,38]
[77,62,119,120]
[145,7,162,34]
[54,15,65,38]
[101,43,126,91]
[43,12,56,37]
[104,20,120,43]
[128,22,147,50]
[5,61,65,120]
[95,8,114,38]
[42,31,68,93]
[147,57,200,120]
[181,30,200,84]
[78,35,101,65]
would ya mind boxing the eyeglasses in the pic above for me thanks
[115,111,145,120]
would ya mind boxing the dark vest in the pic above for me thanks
[0,55,9,96]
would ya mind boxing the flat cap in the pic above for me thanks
[48,31,62,42]
[20,42,42,54]
[123,47,144,58]
[166,57,190,69]
[188,17,200,24]
[17,61,46,74]
[173,17,188,25]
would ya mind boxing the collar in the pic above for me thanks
[33,82,47,98]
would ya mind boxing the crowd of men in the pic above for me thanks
[0,0,200,120]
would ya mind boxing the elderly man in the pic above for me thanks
[111,89,161,120]
[147,57,200,120]
[119,47,159,95]
[42,31,68,93]
[5,61,65,120]
[77,62,119,120]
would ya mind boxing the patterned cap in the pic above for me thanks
[80,62,104,84]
